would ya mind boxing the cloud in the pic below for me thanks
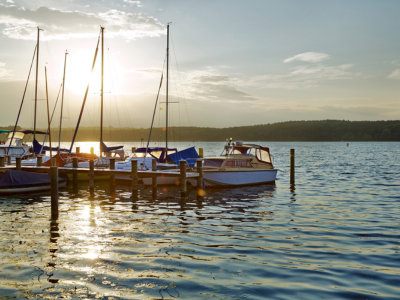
[124,0,142,6]
[388,69,400,79]
[6,0,14,3]
[251,63,355,89]
[0,62,12,80]
[196,75,230,83]
[131,68,162,78]
[0,4,164,40]
[284,52,330,63]
[189,83,256,102]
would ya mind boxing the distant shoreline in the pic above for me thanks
[1,120,400,142]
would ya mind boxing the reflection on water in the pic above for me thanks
[0,142,400,299]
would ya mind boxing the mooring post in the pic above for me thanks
[152,158,157,194]
[76,147,80,154]
[72,157,78,183]
[51,158,57,167]
[180,160,187,197]
[89,159,94,189]
[196,159,204,197]
[131,147,136,154]
[37,156,43,167]
[109,158,115,186]
[0,156,4,167]
[290,149,295,185]
[16,157,21,170]
[199,148,204,158]
[90,147,94,155]
[131,159,138,197]
[7,155,11,165]
[50,165,59,220]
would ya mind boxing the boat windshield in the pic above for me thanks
[6,132,25,146]
[256,148,271,163]
[231,147,254,156]
[131,152,151,158]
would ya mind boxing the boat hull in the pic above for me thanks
[0,180,67,194]
[190,170,277,187]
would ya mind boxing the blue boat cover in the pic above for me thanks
[33,139,69,154]
[100,141,124,153]
[167,147,200,168]
[0,170,56,187]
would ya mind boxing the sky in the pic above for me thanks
[0,0,400,130]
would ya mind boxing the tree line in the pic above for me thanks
[1,120,400,142]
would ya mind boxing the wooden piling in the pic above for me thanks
[89,159,94,189]
[72,157,78,182]
[76,147,80,154]
[109,158,115,185]
[37,156,43,167]
[196,160,204,197]
[7,156,11,165]
[131,159,138,196]
[50,165,59,219]
[16,157,21,170]
[290,149,295,185]
[199,148,204,158]
[52,158,57,167]
[0,156,4,167]
[90,147,94,155]
[180,160,187,197]
[131,147,136,154]
[152,158,157,194]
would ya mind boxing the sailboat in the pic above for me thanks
[1,27,57,163]
[63,26,124,172]
[115,23,200,185]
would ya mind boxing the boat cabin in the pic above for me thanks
[204,141,273,170]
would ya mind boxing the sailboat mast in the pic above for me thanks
[34,27,40,143]
[45,66,52,158]
[100,26,104,158]
[166,23,169,153]
[58,51,68,151]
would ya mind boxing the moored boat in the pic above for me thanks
[0,170,66,194]
[190,140,277,187]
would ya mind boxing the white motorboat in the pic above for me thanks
[190,140,278,187]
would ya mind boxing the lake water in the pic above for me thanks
[1,142,399,299]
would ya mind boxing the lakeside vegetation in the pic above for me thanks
[1,120,400,142]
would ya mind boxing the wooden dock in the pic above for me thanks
[0,165,199,178]
[0,157,205,220]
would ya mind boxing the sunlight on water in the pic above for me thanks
[0,142,399,299]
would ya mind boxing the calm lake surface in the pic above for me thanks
[1,142,399,299]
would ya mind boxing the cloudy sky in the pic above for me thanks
[0,0,399,130]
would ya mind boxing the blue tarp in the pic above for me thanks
[167,147,200,168]
[33,139,69,154]
[100,141,124,153]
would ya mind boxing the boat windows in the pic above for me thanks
[231,147,253,155]
[204,159,224,167]
[167,150,177,155]
[225,160,252,167]
[256,149,271,163]
[132,152,147,158]
[6,132,25,146]
[150,151,163,159]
